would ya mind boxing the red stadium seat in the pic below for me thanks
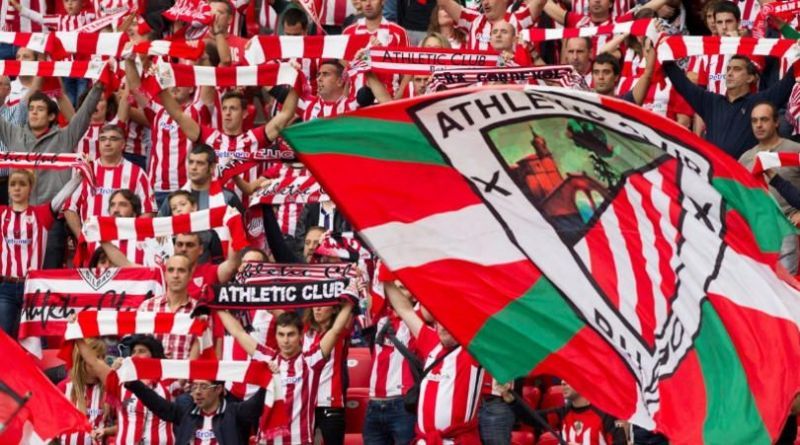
[511,430,535,445]
[536,432,561,445]
[345,433,364,445]
[540,385,564,410]
[522,386,542,410]
[345,387,370,434]
[347,347,372,389]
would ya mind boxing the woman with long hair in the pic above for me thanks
[58,337,112,445]
[427,4,466,49]
[303,303,351,445]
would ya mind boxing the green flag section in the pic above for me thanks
[282,86,800,443]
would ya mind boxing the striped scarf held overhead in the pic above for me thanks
[59,311,212,366]
[522,19,656,42]
[151,60,300,89]
[244,34,371,64]
[656,36,800,61]
[368,46,503,76]
[429,65,589,91]
[116,357,289,438]
[81,205,249,251]
[0,152,95,187]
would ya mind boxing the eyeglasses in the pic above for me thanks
[99,136,123,142]
[190,383,219,392]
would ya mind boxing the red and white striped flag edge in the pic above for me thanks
[656,35,800,61]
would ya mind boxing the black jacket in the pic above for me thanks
[663,61,796,159]
[125,381,266,445]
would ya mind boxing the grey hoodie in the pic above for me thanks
[0,83,103,205]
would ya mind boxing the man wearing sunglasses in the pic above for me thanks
[124,376,266,445]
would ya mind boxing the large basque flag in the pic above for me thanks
[282,86,800,444]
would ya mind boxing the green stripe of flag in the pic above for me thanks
[282,117,447,166]
[694,300,771,444]
[712,178,796,253]
[468,276,585,383]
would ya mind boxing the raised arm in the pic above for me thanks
[383,281,423,337]
[630,40,656,106]
[64,82,104,151]
[758,66,796,108]
[662,61,712,118]
[318,299,355,358]
[217,310,258,355]
[101,241,137,267]
[75,339,113,383]
[217,246,243,284]
[436,0,463,23]
[9,0,44,24]
[157,88,201,142]
[124,380,185,423]
[50,171,82,213]
[541,0,567,26]
[365,72,392,104]
[265,87,298,141]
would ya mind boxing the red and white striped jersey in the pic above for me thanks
[695,54,730,95]
[736,0,760,29]
[259,0,278,31]
[302,328,349,408]
[342,17,409,94]
[457,8,534,51]
[415,326,484,435]
[126,118,152,157]
[199,125,271,198]
[319,0,357,26]
[58,380,105,445]
[254,343,328,445]
[641,79,694,121]
[0,0,46,32]
[297,94,359,121]
[369,314,414,399]
[110,378,175,445]
[568,0,634,19]
[42,11,96,31]
[0,204,54,278]
[146,100,213,193]
[65,159,156,221]
[193,413,218,445]
[264,163,310,235]
[138,295,202,360]
[77,119,121,160]
[565,13,633,58]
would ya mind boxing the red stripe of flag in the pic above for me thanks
[584,219,620,308]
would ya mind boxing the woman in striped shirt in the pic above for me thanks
[0,168,81,337]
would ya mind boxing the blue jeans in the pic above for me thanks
[363,397,416,445]
[43,217,67,269]
[478,397,515,445]
[0,43,16,60]
[154,191,172,212]
[0,282,24,338]
[63,77,89,107]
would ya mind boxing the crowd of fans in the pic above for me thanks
[1,0,800,443]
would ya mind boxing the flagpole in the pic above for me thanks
[509,390,568,445]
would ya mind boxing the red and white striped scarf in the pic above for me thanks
[82,206,249,251]
[522,18,655,42]
[151,61,299,89]
[162,0,213,27]
[368,46,502,75]
[117,356,289,437]
[429,65,589,91]
[64,311,208,340]
[656,36,800,61]
[0,59,111,81]
[52,31,206,59]
[751,151,800,175]
[0,31,57,54]
[60,311,212,366]
[752,0,800,38]
[0,152,95,187]
[77,9,128,32]
[244,34,371,64]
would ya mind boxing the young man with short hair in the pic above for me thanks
[219,299,356,444]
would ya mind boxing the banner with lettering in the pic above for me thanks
[211,263,357,309]
[19,267,164,356]
[368,47,502,75]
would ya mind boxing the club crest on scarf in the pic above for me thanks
[77,267,121,291]
[410,87,726,418]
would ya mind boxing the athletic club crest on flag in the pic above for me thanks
[282,86,800,444]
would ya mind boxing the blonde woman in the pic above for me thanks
[57,338,113,445]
